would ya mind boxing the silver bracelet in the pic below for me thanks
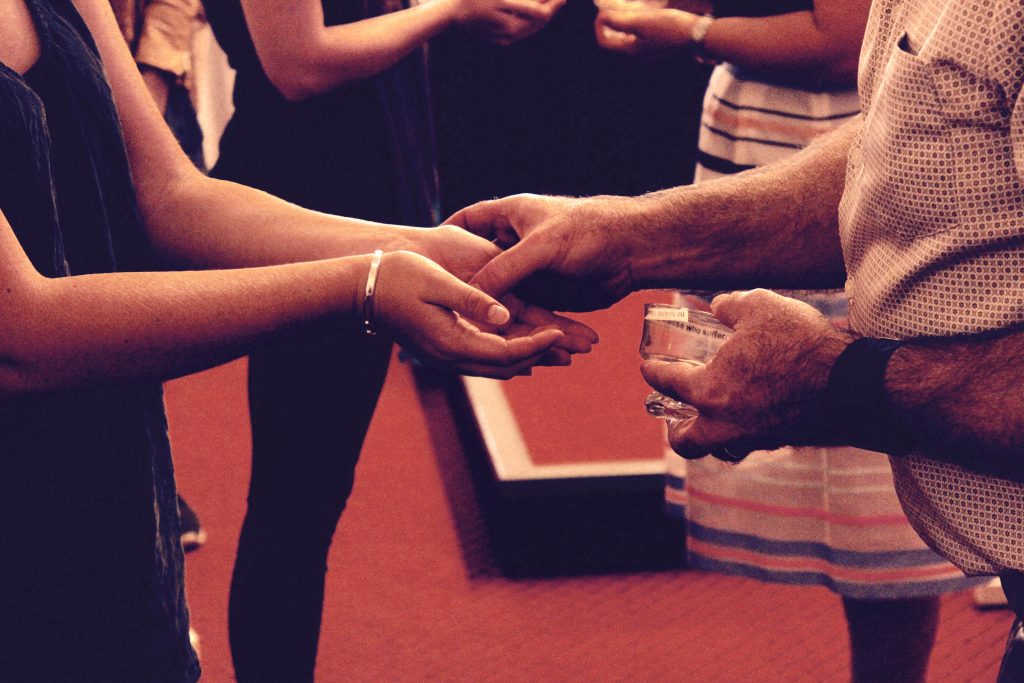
[363,249,384,336]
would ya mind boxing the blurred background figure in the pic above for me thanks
[109,0,208,553]
[199,0,563,679]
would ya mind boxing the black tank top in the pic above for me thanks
[713,0,812,17]
[0,1,197,680]
[204,0,437,226]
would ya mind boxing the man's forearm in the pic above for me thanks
[887,329,1024,478]
[625,118,858,292]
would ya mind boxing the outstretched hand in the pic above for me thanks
[372,246,599,378]
[415,224,600,360]
[445,193,637,312]
[456,0,565,46]
[595,7,700,56]
[640,289,853,461]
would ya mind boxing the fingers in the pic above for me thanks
[641,358,705,406]
[665,415,750,461]
[444,200,525,249]
[469,235,553,299]
[598,8,646,32]
[430,273,512,327]
[501,0,561,23]
[710,288,782,330]
[444,194,548,248]
[709,290,754,329]
[513,304,599,353]
[444,199,510,239]
[413,342,558,379]
[539,348,573,366]
[595,16,638,52]
[642,359,749,460]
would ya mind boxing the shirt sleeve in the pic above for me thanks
[134,0,204,79]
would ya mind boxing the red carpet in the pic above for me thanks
[166,356,1010,682]
[502,293,674,465]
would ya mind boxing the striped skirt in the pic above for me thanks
[666,64,984,599]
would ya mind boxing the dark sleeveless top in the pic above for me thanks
[204,0,438,226]
[0,1,197,680]
[713,0,812,17]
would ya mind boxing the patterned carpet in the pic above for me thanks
[167,357,1010,682]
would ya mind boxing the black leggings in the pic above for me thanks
[228,322,392,683]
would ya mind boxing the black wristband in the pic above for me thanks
[825,337,915,457]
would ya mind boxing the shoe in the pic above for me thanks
[189,627,202,661]
[974,577,1010,609]
[177,495,207,552]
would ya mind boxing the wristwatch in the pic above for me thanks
[689,15,716,65]
[824,337,915,457]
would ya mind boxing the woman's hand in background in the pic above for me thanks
[453,0,565,45]
[595,7,699,57]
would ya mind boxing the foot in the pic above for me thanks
[177,495,207,552]
[974,577,1010,609]
[189,627,202,660]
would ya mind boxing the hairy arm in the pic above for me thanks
[885,332,1024,477]
[451,119,855,310]
[624,117,856,291]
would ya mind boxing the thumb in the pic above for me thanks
[599,8,646,32]
[469,237,551,299]
[710,289,776,330]
[433,273,512,327]
[444,199,508,239]
[708,290,748,329]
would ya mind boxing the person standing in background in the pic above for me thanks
[110,0,208,551]
[593,2,985,681]
[199,0,563,679]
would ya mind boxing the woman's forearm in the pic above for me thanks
[703,1,869,84]
[0,252,368,395]
[244,0,462,101]
[143,173,425,269]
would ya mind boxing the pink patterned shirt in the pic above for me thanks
[838,0,1024,574]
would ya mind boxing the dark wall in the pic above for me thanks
[431,0,712,216]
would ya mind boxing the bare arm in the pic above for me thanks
[0,208,364,394]
[884,332,1024,477]
[626,117,854,290]
[243,0,562,101]
[76,0,472,274]
[0,0,574,394]
[597,0,869,85]
[449,117,855,310]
